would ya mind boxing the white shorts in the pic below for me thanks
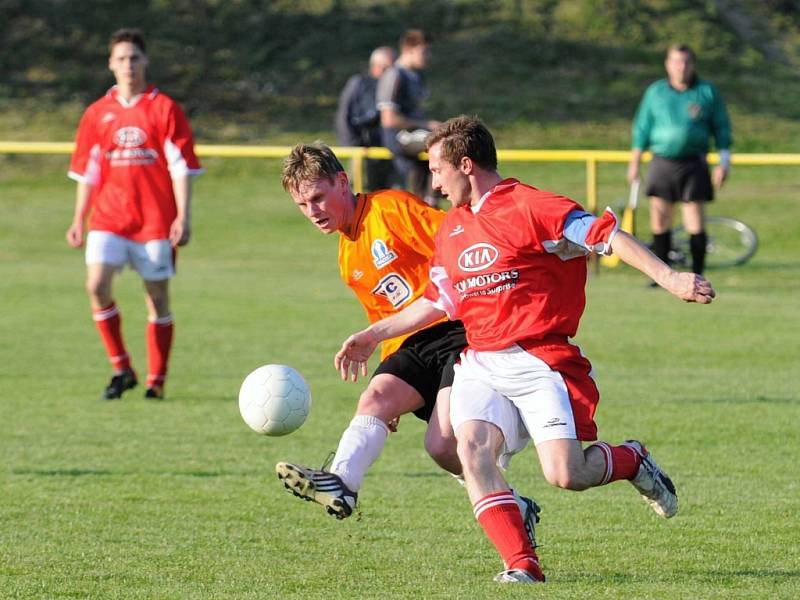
[450,345,579,468]
[85,231,174,281]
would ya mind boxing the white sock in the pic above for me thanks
[330,415,390,492]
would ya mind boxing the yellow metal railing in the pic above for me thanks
[3,141,799,215]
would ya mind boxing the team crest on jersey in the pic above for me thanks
[101,112,117,124]
[458,243,499,272]
[371,239,398,268]
[113,126,147,148]
[371,273,412,308]
[687,102,703,120]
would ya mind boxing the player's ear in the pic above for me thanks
[459,156,473,175]
[336,170,350,191]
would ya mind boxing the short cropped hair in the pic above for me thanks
[400,29,430,50]
[109,28,146,54]
[667,43,695,61]
[282,142,345,193]
[426,115,497,171]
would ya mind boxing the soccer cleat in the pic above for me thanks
[519,495,542,549]
[144,386,164,400]
[276,461,357,520]
[493,564,545,584]
[102,370,137,400]
[625,440,678,518]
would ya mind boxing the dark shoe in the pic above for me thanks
[144,386,164,400]
[102,370,137,400]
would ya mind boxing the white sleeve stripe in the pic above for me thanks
[429,265,458,319]
[164,138,189,178]
[67,171,90,183]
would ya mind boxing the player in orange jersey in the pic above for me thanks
[66,29,203,400]
[274,143,540,543]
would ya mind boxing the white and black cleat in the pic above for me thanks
[276,461,357,519]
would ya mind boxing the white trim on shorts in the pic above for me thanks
[85,231,174,281]
[450,345,578,468]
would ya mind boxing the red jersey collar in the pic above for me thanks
[106,84,159,106]
[471,178,519,213]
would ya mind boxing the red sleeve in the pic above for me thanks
[68,106,101,184]
[524,191,584,248]
[585,208,619,255]
[163,101,203,177]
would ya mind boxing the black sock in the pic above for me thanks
[652,232,672,265]
[690,231,707,274]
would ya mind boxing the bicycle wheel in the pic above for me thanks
[673,216,758,268]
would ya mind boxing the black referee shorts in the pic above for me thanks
[645,154,714,203]
[372,320,466,422]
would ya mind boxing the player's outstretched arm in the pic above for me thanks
[335,298,446,382]
[611,230,716,304]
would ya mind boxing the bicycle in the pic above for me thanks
[669,216,758,269]
[601,181,758,269]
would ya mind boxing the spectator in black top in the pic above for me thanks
[376,29,441,205]
[335,46,396,191]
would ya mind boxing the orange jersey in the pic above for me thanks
[339,190,446,359]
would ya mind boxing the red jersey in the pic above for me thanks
[339,190,447,360]
[68,85,203,242]
[424,179,617,351]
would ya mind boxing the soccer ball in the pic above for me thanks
[238,364,312,436]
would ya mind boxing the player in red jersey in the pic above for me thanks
[274,144,541,548]
[335,115,715,584]
[66,29,203,400]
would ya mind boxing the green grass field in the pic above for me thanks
[1,157,798,599]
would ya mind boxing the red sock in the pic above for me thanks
[146,315,173,388]
[474,491,543,578]
[93,302,131,372]
[591,442,641,485]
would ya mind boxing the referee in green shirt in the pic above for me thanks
[627,43,732,275]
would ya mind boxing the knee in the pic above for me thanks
[455,432,495,475]
[424,428,458,464]
[541,463,590,491]
[356,387,395,422]
[85,277,110,304]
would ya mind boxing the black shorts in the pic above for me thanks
[645,155,714,203]
[372,320,466,422]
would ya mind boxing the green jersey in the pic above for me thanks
[632,78,732,158]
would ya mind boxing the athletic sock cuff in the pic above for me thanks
[350,414,390,435]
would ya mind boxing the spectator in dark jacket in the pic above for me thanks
[335,46,396,191]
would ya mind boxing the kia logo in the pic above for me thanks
[458,243,499,272]
[113,126,147,148]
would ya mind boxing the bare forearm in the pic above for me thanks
[611,230,716,304]
[611,230,672,284]
[367,297,445,342]
[73,181,93,224]
[172,176,192,221]
[380,109,430,131]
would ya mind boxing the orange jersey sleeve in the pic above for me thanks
[338,190,447,360]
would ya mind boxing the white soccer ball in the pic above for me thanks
[238,364,312,436]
